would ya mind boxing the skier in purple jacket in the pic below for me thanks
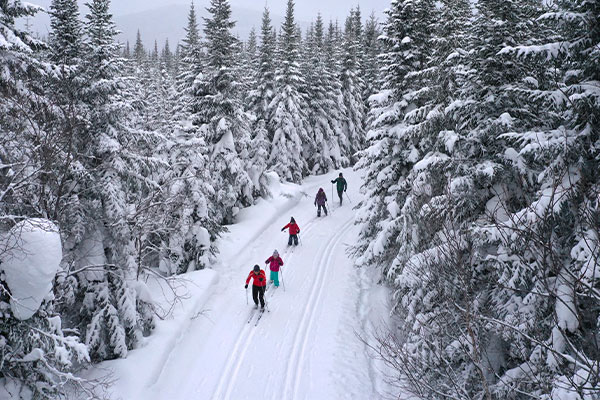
[314,188,328,217]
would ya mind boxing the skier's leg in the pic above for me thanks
[252,285,259,306]
[338,191,343,205]
[317,204,321,217]
[288,234,293,246]
[274,271,279,287]
[293,235,299,246]
[324,204,328,215]
[259,287,265,307]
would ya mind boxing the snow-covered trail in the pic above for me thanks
[90,168,391,400]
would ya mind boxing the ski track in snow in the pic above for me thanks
[215,221,320,400]
[284,218,355,400]
[96,169,391,400]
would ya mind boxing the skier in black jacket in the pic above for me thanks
[331,173,347,206]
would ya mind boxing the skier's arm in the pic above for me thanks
[246,272,253,285]
[344,179,348,191]
[331,179,336,184]
[281,223,290,232]
[279,257,284,266]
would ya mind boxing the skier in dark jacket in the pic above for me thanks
[314,188,328,217]
[245,265,266,309]
[331,173,348,205]
[281,217,300,246]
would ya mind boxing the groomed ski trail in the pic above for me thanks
[139,168,386,400]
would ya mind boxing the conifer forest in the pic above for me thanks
[0,0,598,398]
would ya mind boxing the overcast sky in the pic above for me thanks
[23,0,392,47]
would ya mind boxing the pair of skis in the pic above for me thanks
[247,307,268,326]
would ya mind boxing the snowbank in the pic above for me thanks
[1,219,62,320]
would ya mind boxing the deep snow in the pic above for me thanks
[84,168,392,400]
[0,219,62,320]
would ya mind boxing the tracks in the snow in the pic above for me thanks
[211,219,320,400]
[282,218,354,400]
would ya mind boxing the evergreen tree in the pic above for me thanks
[267,0,310,182]
[79,0,154,361]
[176,1,203,117]
[192,0,254,223]
[161,38,173,73]
[133,29,146,65]
[340,8,367,162]
[248,7,276,123]
[303,14,345,173]
[48,0,82,64]
[362,12,381,102]
[0,2,91,397]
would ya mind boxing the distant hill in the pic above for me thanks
[17,1,309,48]
[114,5,308,48]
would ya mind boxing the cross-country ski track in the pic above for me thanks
[86,168,392,400]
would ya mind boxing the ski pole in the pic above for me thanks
[345,192,352,204]
[298,234,302,246]
[280,268,286,292]
[331,183,334,207]
[246,287,248,305]
[262,287,270,312]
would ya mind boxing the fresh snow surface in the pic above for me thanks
[84,168,393,400]
[0,218,62,320]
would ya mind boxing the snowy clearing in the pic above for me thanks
[84,168,393,400]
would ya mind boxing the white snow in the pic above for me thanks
[0,219,62,320]
[81,168,393,400]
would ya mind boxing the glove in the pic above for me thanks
[259,278,263,282]
[281,228,284,232]
[344,189,347,192]
[245,284,248,289]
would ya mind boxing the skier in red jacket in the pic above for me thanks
[265,249,284,287]
[245,265,266,310]
[281,217,300,246]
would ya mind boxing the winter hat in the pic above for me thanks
[253,265,260,273]
[273,250,279,256]
[319,188,323,192]
[339,172,343,177]
[290,217,296,223]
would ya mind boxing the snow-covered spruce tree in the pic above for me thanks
[248,8,276,123]
[161,39,174,75]
[267,0,310,183]
[64,0,155,362]
[302,14,345,173]
[340,8,367,163]
[362,12,382,102]
[245,7,276,196]
[324,20,351,166]
[191,0,253,224]
[0,3,94,398]
[471,0,600,396]
[237,27,258,97]
[133,29,146,64]
[354,0,507,397]
[175,1,203,118]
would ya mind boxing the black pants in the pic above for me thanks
[317,204,328,216]
[252,285,265,307]
[288,234,298,246]
[337,190,343,205]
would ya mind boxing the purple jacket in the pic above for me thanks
[315,190,327,206]
[266,256,284,272]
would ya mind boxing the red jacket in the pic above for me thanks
[246,270,267,287]
[282,222,300,235]
[265,256,284,272]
